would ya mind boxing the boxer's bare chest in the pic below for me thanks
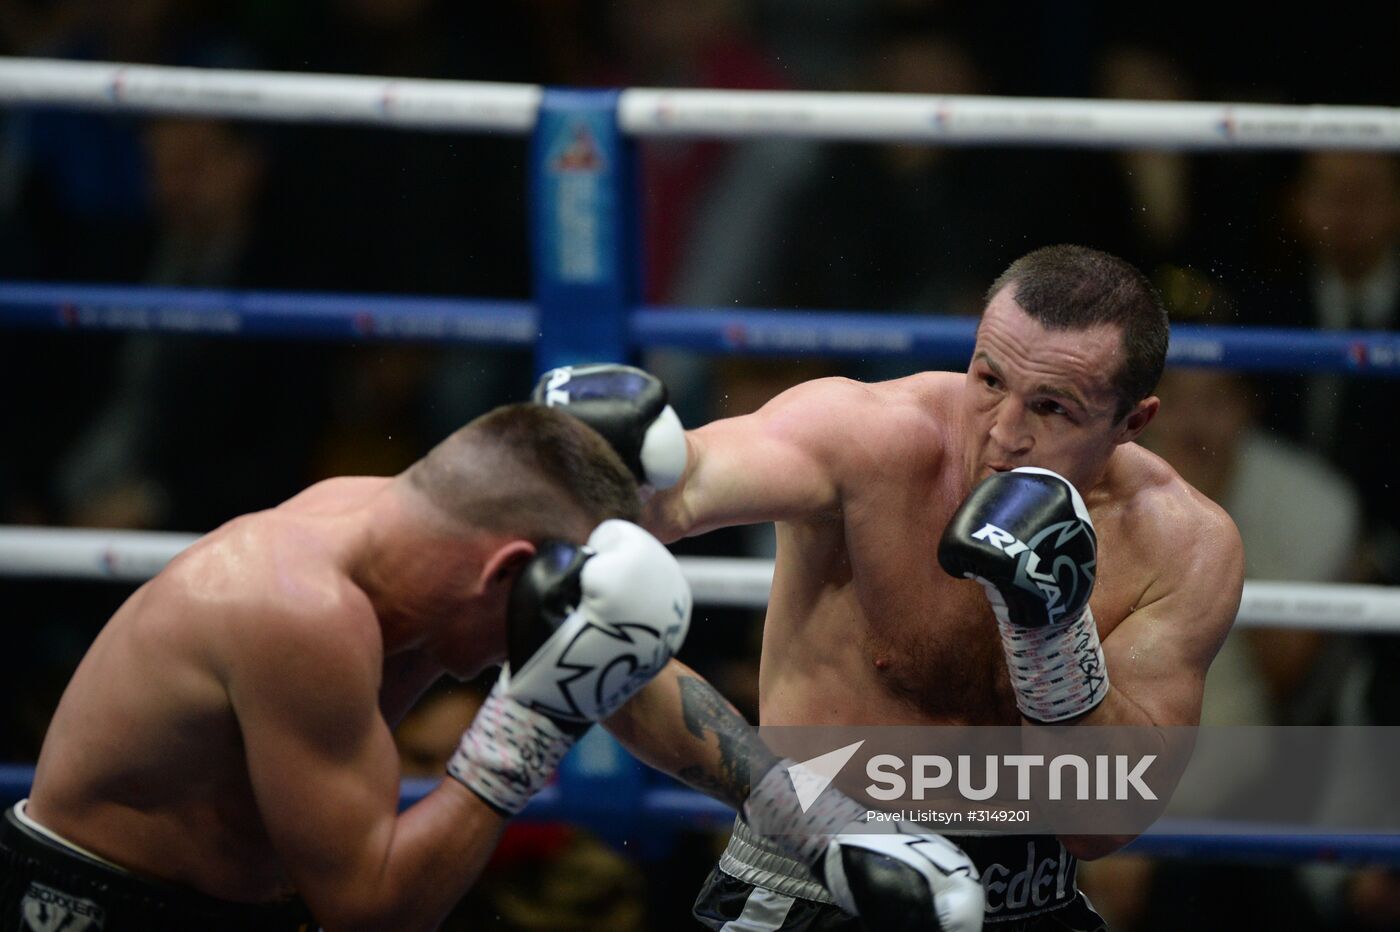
[779,472,1148,725]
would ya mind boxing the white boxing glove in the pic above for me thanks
[449,520,691,813]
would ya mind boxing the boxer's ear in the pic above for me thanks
[479,540,536,593]
[1114,395,1159,444]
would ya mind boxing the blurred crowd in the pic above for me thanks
[1,0,1399,929]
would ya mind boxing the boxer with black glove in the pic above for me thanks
[937,467,1106,723]
[450,519,692,814]
[533,364,688,490]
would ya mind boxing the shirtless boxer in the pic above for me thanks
[3,404,693,932]
[542,245,1245,931]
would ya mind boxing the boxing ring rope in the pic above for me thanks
[0,283,538,346]
[3,527,1400,866]
[4,282,1400,375]
[3,57,1400,150]
[2,526,1400,634]
[3,55,1399,867]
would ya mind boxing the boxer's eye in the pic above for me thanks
[1034,400,1070,418]
[981,374,1001,390]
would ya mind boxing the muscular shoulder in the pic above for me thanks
[161,514,380,682]
[1107,444,1244,600]
[760,372,959,462]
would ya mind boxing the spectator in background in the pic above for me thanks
[594,0,788,304]
[744,27,1001,318]
[1255,153,1400,545]
[2,1,252,281]
[1088,46,1204,272]
[56,119,331,531]
[1144,267,1362,726]
[257,0,539,441]
[1079,268,1362,931]
[1145,365,1360,725]
[0,1,218,522]
[1269,154,1400,915]
[567,0,797,427]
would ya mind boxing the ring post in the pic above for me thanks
[527,87,648,832]
[528,88,641,375]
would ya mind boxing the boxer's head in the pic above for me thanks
[395,404,638,664]
[406,403,640,546]
[964,245,1167,492]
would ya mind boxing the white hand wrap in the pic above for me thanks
[988,592,1109,722]
[447,675,575,815]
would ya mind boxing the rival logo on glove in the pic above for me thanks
[970,521,1095,625]
[541,367,572,407]
[520,616,686,723]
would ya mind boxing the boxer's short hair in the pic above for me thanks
[408,404,640,541]
[986,245,1169,422]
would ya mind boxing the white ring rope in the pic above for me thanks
[0,58,541,133]
[2,525,1398,634]
[2,56,1400,150]
[620,89,1400,149]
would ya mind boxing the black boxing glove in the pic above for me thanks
[449,520,691,813]
[503,540,592,735]
[532,364,687,488]
[743,761,984,932]
[938,467,1108,723]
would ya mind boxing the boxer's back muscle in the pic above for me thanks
[30,481,378,901]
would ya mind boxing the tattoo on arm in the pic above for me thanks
[675,675,780,809]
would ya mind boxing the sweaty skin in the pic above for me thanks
[633,291,1244,858]
[28,476,527,932]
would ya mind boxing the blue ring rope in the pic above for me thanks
[0,282,537,347]
[3,282,1399,374]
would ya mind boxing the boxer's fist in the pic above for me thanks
[533,364,687,489]
[745,761,982,931]
[938,467,1108,723]
[506,519,691,724]
[937,467,1096,629]
[824,826,984,932]
[449,521,691,813]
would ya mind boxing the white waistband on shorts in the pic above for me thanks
[13,799,130,873]
[718,816,837,906]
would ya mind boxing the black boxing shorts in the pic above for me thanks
[0,801,314,932]
[693,817,1108,931]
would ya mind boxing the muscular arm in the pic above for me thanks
[378,650,446,728]
[1056,497,1244,858]
[642,378,864,543]
[231,599,505,932]
[604,659,776,810]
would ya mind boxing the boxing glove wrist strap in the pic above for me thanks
[742,760,868,867]
[447,677,576,816]
[996,606,1109,723]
